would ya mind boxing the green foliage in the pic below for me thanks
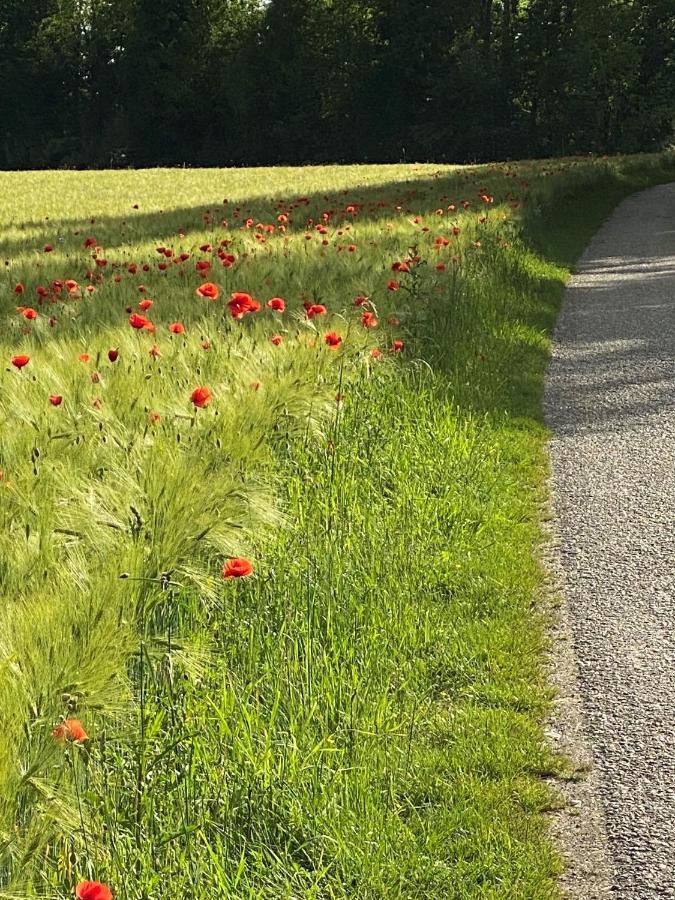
[0,0,673,167]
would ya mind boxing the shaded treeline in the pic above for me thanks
[0,0,673,169]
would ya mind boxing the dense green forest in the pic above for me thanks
[1,0,673,168]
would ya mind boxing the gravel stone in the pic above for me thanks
[545,183,675,898]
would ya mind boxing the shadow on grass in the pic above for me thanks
[1,165,527,260]
[3,162,675,435]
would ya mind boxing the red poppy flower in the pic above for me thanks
[84,237,97,248]
[49,395,63,406]
[267,297,285,312]
[44,244,54,253]
[387,280,400,292]
[201,340,210,350]
[360,311,378,328]
[79,353,90,363]
[370,348,382,359]
[270,334,283,346]
[199,243,212,253]
[108,349,119,363]
[324,331,342,348]
[52,719,88,743]
[75,881,113,900]
[196,282,219,300]
[228,292,261,319]
[14,283,24,295]
[306,304,327,319]
[138,298,153,311]
[169,322,185,334]
[191,386,212,408]
[148,411,161,425]
[149,345,161,359]
[354,295,368,307]
[11,355,30,369]
[129,313,152,330]
[20,307,38,320]
[222,557,253,578]
[391,261,410,273]
[390,340,404,352]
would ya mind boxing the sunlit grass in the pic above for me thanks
[0,152,673,898]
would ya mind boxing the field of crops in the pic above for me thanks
[0,155,672,899]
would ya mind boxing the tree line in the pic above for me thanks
[1,0,673,169]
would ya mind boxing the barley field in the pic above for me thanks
[0,155,672,899]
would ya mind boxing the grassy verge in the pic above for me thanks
[0,153,673,898]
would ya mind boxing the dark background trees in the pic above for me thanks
[0,0,673,169]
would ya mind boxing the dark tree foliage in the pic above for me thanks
[0,0,673,168]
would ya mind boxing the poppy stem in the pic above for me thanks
[326,332,348,533]
[135,593,147,839]
[71,750,91,862]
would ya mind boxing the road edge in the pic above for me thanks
[539,476,615,898]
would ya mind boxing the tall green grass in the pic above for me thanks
[0,153,673,898]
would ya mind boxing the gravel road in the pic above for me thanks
[546,183,675,897]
